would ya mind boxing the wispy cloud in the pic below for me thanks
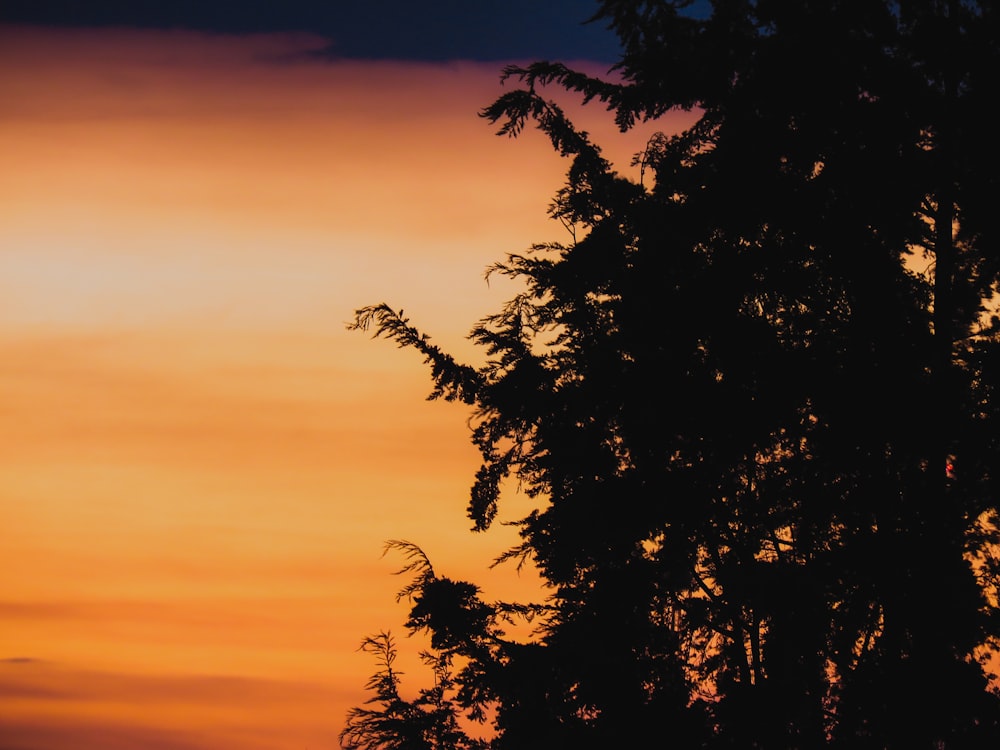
[0,659,353,749]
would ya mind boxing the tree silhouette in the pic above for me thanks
[343,2,1000,747]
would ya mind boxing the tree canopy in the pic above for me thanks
[342,2,1000,747]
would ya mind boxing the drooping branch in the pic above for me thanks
[350,304,482,404]
[384,539,436,602]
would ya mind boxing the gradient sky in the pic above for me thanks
[0,8,695,749]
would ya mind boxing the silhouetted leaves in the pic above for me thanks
[349,305,481,404]
[340,631,488,750]
[345,2,1000,748]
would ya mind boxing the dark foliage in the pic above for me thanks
[342,2,1000,748]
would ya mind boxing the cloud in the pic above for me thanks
[0,720,215,750]
[0,660,354,749]
[0,658,337,704]
[0,2,622,62]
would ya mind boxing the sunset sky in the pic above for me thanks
[0,5,694,748]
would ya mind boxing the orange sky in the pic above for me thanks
[0,25,691,748]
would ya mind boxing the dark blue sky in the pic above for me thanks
[0,1,626,62]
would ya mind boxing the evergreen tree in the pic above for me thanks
[343,2,1000,747]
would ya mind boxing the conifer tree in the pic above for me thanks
[343,3,1000,747]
